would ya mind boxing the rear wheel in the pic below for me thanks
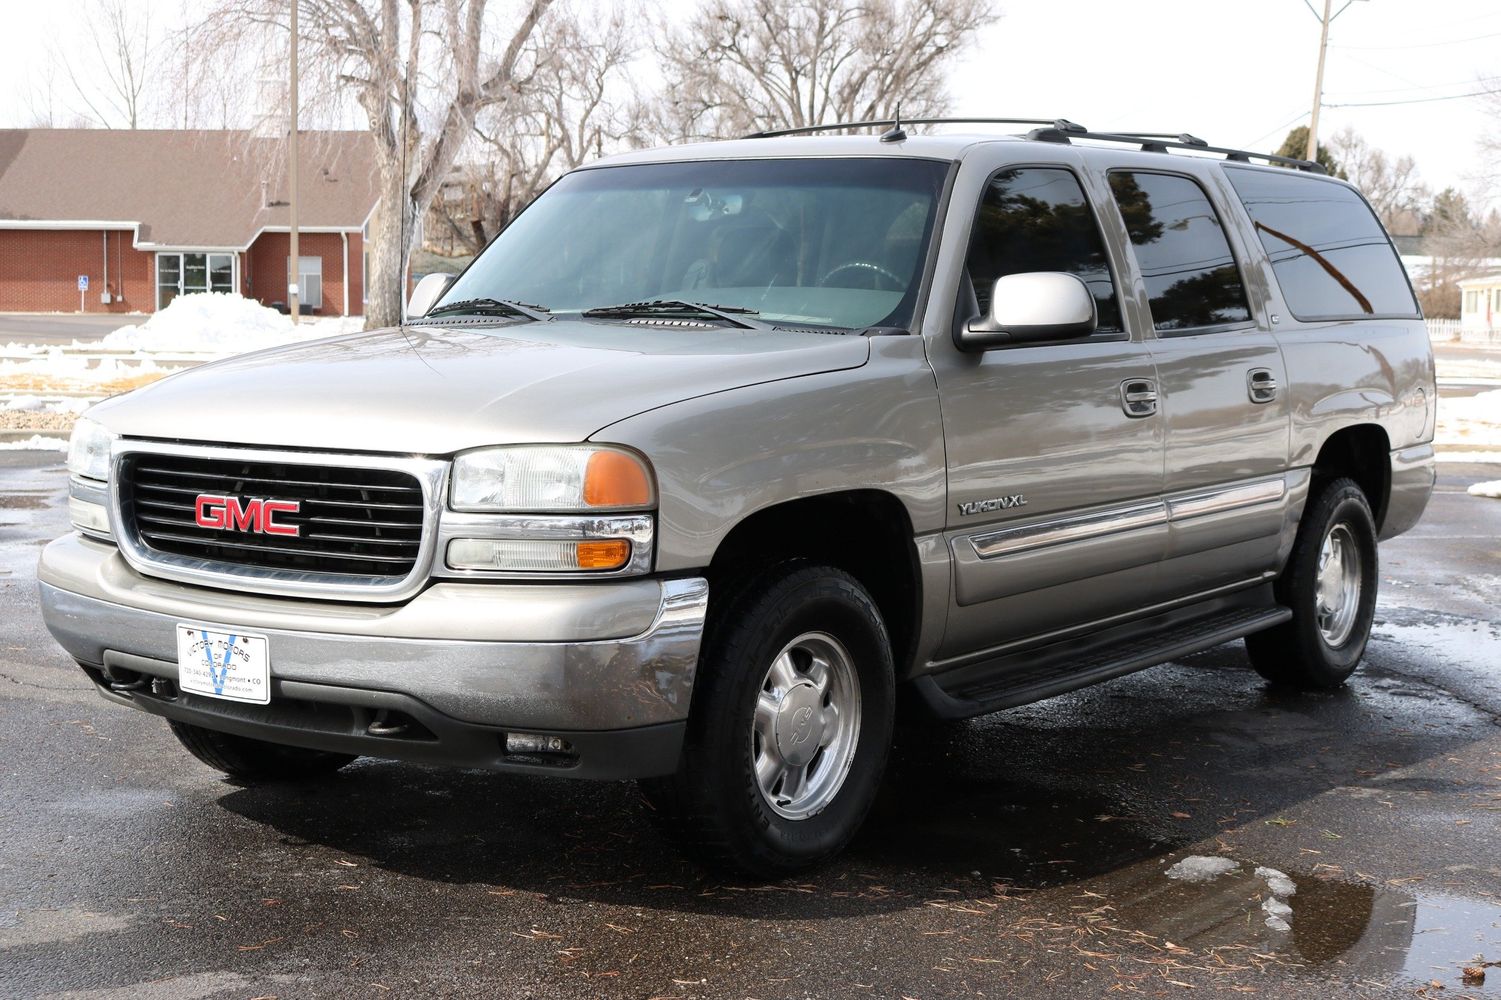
[168,721,357,781]
[641,563,895,878]
[1246,477,1379,689]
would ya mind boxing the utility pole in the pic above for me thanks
[288,0,301,324]
[1304,0,1367,163]
[1306,0,1333,161]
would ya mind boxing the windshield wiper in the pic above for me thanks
[421,297,551,322]
[580,299,765,330]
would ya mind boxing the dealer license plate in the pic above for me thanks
[175,624,271,705]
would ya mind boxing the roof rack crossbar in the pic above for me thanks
[1025,127,1326,174]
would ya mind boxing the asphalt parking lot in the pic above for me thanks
[2,450,1499,999]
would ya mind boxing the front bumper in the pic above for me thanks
[38,534,708,778]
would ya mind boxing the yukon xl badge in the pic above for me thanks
[958,494,1027,516]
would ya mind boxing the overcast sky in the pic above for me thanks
[1,0,1496,206]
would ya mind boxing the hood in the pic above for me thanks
[89,320,870,454]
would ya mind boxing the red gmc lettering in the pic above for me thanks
[193,494,300,537]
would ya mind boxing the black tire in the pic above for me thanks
[1246,477,1379,690]
[168,720,357,781]
[641,563,895,878]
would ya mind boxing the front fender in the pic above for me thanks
[590,336,946,572]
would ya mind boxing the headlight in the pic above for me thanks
[67,417,115,482]
[450,446,654,512]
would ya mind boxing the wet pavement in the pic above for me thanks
[1,450,1498,999]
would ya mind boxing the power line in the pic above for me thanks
[1324,89,1493,108]
[1331,29,1501,50]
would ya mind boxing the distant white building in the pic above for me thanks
[1458,273,1501,333]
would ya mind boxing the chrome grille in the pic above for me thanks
[121,453,425,579]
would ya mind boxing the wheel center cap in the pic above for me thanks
[773,682,823,767]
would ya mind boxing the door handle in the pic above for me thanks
[1119,378,1158,418]
[1247,368,1278,404]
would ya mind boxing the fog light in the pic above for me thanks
[446,537,630,572]
[68,496,110,535]
[506,732,573,755]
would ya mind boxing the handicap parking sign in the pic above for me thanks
[77,274,89,291]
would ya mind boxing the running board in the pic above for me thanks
[914,593,1292,721]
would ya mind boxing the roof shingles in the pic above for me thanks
[0,129,379,249]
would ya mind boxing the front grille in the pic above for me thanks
[121,453,426,579]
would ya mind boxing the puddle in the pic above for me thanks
[1129,857,1501,989]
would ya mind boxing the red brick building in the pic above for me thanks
[0,129,379,316]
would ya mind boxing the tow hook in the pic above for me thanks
[366,710,410,738]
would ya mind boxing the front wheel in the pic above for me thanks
[1246,477,1379,689]
[641,564,895,878]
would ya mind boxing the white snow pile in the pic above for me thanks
[99,293,317,354]
[1254,866,1297,933]
[0,349,165,385]
[1436,389,1501,453]
[1164,855,1240,883]
[2,395,91,414]
[1469,480,1501,499]
[0,434,67,451]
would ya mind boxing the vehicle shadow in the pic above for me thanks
[213,637,1495,927]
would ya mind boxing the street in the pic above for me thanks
[1,451,1498,999]
[0,315,144,347]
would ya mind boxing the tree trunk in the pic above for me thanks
[365,164,415,330]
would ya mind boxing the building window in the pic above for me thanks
[156,252,235,310]
[289,256,323,310]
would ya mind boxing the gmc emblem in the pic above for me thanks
[194,494,301,537]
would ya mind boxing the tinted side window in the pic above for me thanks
[1225,167,1419,320]
[965,167,1122,333]
[1108,171,1251,331]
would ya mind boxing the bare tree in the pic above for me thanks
[198,0,555,328]
[655,0,996,141]
[54,0,156,128]
[1326,127,1427,233]
[1414,187,1501,318]
[428,4,644,254]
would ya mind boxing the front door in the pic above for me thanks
[927,155,1167,661]
[156,253,236,310]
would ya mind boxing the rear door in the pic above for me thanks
[925,149,1167,660]
[1100,167,1293,600]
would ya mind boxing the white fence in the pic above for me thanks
[1428,318,1501,346]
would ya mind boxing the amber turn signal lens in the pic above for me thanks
[583,451,652,508]
[575,539,631,570]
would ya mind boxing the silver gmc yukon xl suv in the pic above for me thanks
[39,120,1436,876]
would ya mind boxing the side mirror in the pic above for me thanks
[406,273,456,320]
[960,272,1097,350]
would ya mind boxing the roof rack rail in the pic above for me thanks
[1027,126,1326,174]
[738,116,1326,175]
[742,117,1085,140]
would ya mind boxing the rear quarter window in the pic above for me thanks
[1224,167,1419,321]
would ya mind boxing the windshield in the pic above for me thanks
[436,157,951,330]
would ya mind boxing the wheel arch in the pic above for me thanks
[706,490,922,674]
[1311,423,1392,530]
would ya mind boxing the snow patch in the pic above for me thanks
[0,434,68,451]
[1165,855,1240,883]
[1436,389,1501,451]
[1254,866,1297,898]
[1470,480,1501,499]
[1437,451,1501,464]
